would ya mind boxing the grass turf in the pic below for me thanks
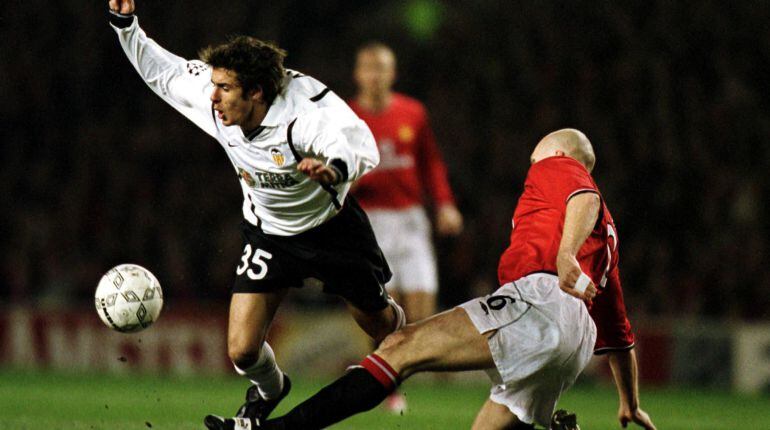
[0,370,768,429]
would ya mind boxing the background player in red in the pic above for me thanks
[206,129,656,430]
[350,41,463,413]
[350,42,463,324]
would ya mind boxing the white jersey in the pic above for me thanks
[112,17,379,236]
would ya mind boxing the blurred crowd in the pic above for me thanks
[1,1,768,320]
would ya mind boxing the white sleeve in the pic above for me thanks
[293,107,379,182]
[112,17,217,138]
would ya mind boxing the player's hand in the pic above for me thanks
[618,404,656,430]
[435,204,463,236]
[109,0,135,14]
[556,251,597,301]
[297,158,338,185]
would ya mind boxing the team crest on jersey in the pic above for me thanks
[238,168,257,187]
[398,125,415,143]
[270,147,285,166]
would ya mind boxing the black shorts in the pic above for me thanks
[232,196,392,312]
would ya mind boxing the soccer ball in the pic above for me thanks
[94,264,163,333]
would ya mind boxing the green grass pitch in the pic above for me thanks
[0,370,767,429]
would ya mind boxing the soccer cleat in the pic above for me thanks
[550,409,580,430]
[204,415,260,430]
[235,373,292,421]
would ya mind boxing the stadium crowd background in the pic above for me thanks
[1,0,768,322]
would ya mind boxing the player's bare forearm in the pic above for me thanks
[109,0,135,14]
[608,349,657,429]
[556,192,600,299]
[608,349,639,409]
[559,192,600,256]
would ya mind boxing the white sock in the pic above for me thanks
[388,297,406,331]
[233,342,284,400]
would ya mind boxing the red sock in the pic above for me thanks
[266,355,400,429]
[359,354,400,392]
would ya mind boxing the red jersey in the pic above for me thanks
[498,156,634,353]
[590,265,636,353]
[350,93,455,209]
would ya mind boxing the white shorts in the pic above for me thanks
[366,207,438,294]
[457,273,597,427]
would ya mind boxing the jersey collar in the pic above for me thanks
[259,91,291,128]
[239,74,294,139]
[237,92,290,141]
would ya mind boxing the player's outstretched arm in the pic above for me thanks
[557,192,600,300]
[107,0,217,137]
[608,349,657,430]
[108,0,135,15]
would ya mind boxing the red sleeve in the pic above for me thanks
[416,109,455,206]
[589,266,636,354]
[530,157,598,207]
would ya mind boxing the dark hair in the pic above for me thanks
[200,36,287,104]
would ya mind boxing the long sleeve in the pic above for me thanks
[590,266,636,354]
[111,16,218,138]
[294,106,380,183]
[416,111,455,206]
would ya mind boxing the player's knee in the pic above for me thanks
[378,331,402,352]
[378,324,417,355]
[375,326,421,378]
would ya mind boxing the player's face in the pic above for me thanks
[354,49,396,97]
[210,68,260,127]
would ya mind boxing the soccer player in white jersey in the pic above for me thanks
[107,0,405,422]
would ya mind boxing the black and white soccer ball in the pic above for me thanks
[94,264,163,333]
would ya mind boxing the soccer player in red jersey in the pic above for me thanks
[350,42,463,324]
[206,129,656,430]
[349,41,463,414]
